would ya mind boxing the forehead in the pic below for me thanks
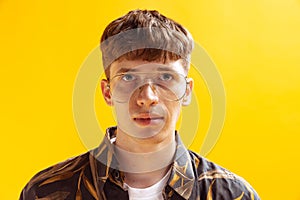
[110,59,186,76]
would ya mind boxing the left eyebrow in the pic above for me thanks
[156,67,177,72]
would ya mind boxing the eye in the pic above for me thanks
[159,73,173,81]
[121,74,136,82]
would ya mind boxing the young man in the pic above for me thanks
[20,10,260,200]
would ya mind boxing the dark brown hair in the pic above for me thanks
[100,9,194,78]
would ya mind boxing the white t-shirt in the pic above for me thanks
[123,170,171,200]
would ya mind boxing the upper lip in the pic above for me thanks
[133,113,164,120]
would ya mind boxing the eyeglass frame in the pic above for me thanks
[107,71,190,102]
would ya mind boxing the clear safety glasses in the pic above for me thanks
[108,71,188,103]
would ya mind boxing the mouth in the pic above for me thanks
[133,114,164,126]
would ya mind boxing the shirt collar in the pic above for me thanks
[89,126,195,200]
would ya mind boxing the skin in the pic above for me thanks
[101,59,193,188]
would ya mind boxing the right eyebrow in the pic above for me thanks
[115,68,138,74]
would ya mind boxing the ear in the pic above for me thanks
[100,79,113,106]
[182,78,193,106]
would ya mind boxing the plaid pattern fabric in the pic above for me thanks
[20,127,260,200]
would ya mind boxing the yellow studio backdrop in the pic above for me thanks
[0,0,299,199]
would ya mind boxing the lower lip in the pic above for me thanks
[134,118,163,126]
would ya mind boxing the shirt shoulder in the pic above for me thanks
[19,151,97,200]
[188,150,260,200]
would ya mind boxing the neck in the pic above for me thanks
[124,166,171,188]
[114,127,176,188]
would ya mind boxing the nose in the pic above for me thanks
[137,84,159,107]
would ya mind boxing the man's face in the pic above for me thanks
[101,59,193,142]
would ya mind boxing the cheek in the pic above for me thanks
[128,93,139,113]
[167,102,181,121]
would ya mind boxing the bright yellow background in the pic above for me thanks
[1,0,300,199]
